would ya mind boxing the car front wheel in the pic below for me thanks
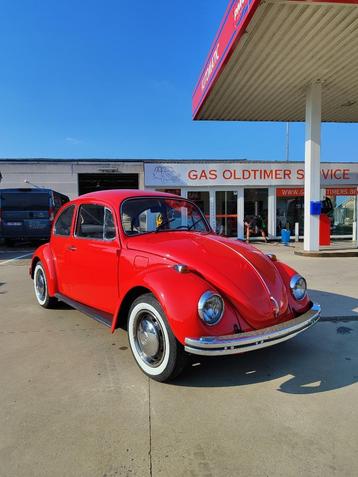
[127,293,187,382]
[33,262,57,308]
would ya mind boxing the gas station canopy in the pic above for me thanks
[193,0,358,253]
[193,0,358,122]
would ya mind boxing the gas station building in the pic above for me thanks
[0,158,357,242]
[145,160,358,241]
[192,0,358,250]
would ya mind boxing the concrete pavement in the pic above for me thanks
[0,248,357,477]
[254,241,358,319]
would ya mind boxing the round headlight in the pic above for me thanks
[198,291,224,326]
[290,275,307,301]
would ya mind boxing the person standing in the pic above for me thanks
[244,215,268,243]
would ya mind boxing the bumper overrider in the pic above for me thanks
[185,303,321,356]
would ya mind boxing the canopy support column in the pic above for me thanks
[304,82,322,252]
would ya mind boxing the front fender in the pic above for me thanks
[272,260,311,314]
[114,265,240,345]
[30,243,58,297]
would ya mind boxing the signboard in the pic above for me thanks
[145,163,358,187]
[192,0,358,118]
[277,188,304,197]
[192,0,261,118]
[325,187,358,196]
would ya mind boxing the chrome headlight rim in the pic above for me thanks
[290,274,307,301]
[198,291,225,326]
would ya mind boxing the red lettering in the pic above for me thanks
[223,169,232,180]
[209,169,217,180]
[297,169,304,180]
[322,169,330,180]
[242,169,251,180]
[343,169,350,180]
[326,187,357,196]
[277,188,304,197]
[263,170,273,180]
[274,170,283,180]
[188,169,198,180]
[199,170,208,180]
[284,169,291,180]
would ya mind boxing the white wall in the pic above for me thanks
[0,161,144,199]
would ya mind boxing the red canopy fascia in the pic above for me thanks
[192,0,358,119]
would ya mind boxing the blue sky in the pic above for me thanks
[0,0,356,162]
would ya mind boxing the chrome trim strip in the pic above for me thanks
[184,303,321,356]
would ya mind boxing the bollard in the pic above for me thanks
[295,222,299,242]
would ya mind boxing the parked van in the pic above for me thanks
[0,188,69,246]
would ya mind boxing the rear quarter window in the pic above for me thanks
[54,205,75,236]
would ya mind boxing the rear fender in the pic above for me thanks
[113,266,240,344]
[30,244,58,297]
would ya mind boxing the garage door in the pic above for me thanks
[78,173,139,195]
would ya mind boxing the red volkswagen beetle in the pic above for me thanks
[30,190,320,382]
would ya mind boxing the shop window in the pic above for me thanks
[187,191,209,219]
[324,192,357,236]
[276,189,304,236]
[155,189,181,196]
[244,189,268,237]
[216,191,237,237]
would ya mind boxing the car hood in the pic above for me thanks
[127,232,290,329]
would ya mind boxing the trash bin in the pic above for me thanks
[281,228,290,246]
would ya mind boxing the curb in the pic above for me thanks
[294,250,358,257]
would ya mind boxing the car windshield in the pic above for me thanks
[121,197,210,236]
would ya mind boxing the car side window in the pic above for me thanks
[104,208,116,240]
[54,205,75,236]
[76,204,116,241]
[76,204,105,239]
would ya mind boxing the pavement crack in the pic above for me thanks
[148,377,152,477]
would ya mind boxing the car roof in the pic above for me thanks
[0,188,53,193]
[71,189,180,208]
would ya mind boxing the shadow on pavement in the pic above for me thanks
[309,289,358,319]
[0,282,6,294]
[173,323,357,394]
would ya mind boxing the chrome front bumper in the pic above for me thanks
[185,303,321,356]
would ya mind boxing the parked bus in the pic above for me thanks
[0,188,69,246]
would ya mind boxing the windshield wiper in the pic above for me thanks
[187,218,203,231]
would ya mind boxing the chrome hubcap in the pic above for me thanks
[134,312,165,367]
[35,269,46,301]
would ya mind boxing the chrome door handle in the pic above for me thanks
[67,245,77,251]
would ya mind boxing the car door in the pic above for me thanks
[50,204,77,296]
[67,203,119,314]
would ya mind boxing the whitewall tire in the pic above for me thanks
[127,293,187,382]
[33,262,57,308]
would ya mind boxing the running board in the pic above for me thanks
[55,293,113,328]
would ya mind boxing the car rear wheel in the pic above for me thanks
[127,293,187,382]
[33,262,57,308]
